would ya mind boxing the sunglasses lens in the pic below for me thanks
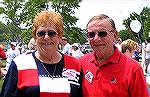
[37,31,45,37]
[48,31,57,37]
[37,31,57,37]
[98,31,107,37]
[88,32,95,38]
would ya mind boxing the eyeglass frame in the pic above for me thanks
[87,30,114,38]
[36,30,57,37]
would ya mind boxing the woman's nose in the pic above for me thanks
[44,34,49,39]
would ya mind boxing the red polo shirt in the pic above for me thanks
[79,47,149,97]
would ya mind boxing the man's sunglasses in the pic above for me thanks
[87,31,108,38]
[37,31,57,37]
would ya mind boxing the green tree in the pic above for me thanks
[0,0,26,43]
[141,7,150,40]
[121,7,150,43]
[119,29,138,42]
[0,0,86,44]
[19,0,48,44]
[0,21,8,42]
[51,0,85,43]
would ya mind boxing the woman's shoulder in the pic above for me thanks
[13,53,34,64]
[14,53,32,60]
[13,53,37,70]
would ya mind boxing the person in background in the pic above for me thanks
[72,43,84,58]
[0,47,6,60]
[145,38,150,94]
[121,39,138,58]
[60,37,72,55]
[25,37,37,54]
[28,38,37,51]
[79,14,148,97]
[115,37,122,51]
[145,38,150,74]
[0,10,82,97]
[1,42,20,77]
[5,42,20,71]
[141,40,147,75]
[0,47,6,78]
[133,49,141,62]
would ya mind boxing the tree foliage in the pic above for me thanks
[121,7,150,43]
[51,0,86,44]
[0,0,86,44]
[0,0,25,42]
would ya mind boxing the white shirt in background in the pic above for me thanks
[5,48,20,70]
[61,43,72,55]
[72,49,84,58]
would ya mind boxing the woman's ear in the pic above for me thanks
[126,49,130,53]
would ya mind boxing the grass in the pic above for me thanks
[0,78,4,92]
[0,60,6,92]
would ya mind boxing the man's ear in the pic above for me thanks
[113,30,118,42]
[114,30,118,38]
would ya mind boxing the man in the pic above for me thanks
[79,14,149,97]
[115,37,122,51]
[60,37,72,55]
[5,42,20,70]
[72,43,84,58]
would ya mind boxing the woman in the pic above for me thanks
[121,39,138,58]
[0,11,82,97]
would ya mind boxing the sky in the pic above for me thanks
[75,0,150,31]
[0,0,150,31]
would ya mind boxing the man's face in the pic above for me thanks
[10,44,15,50]
[87,19,117,57]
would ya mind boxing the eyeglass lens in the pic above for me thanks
[88,31,107,38]
[37,31,57,37]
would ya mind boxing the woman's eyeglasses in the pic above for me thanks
[87,31,108,38]
[37,31,57,37]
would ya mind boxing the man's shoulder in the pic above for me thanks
[79,53,93,61]
[64,54,81,70]
[121,54,141,69]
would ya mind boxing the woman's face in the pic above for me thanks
[35,23,61,52]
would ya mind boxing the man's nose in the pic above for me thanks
[93,33,101,41]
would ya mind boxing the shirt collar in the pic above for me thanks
[91,46,121,66]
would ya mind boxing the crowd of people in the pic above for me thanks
[0,10,149,97]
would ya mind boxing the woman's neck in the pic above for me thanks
[35,50,62,64]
